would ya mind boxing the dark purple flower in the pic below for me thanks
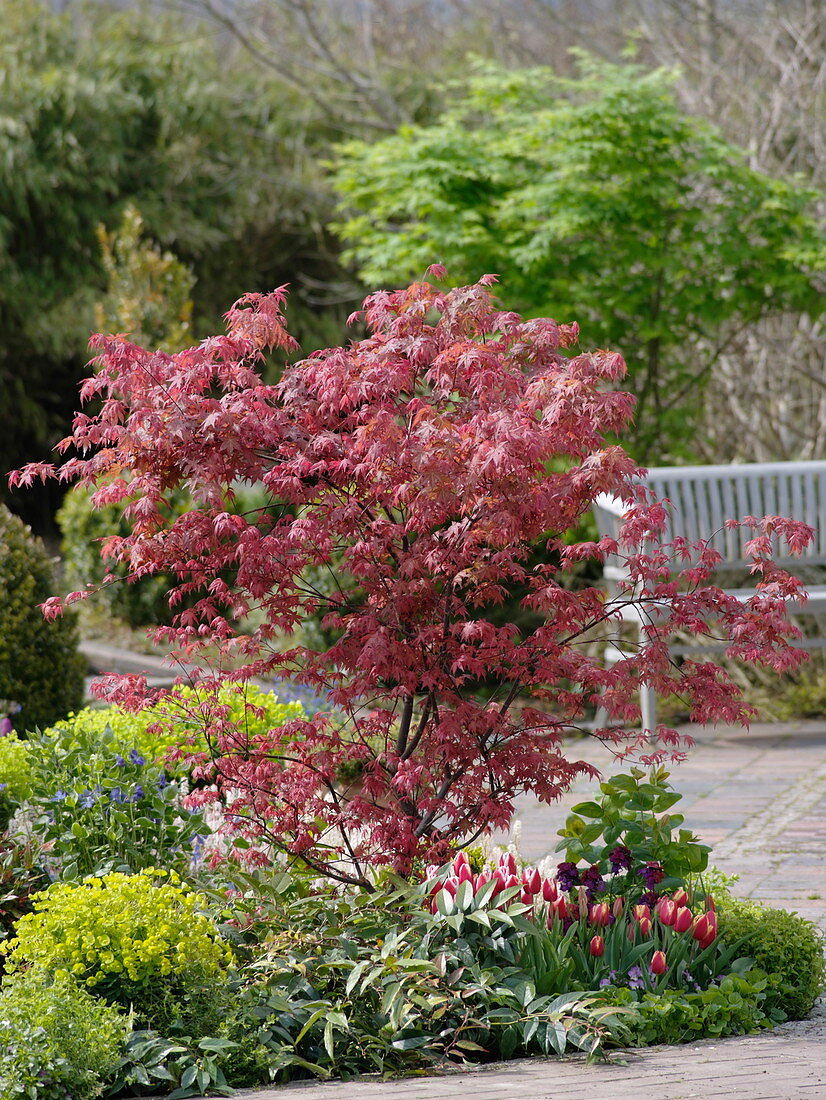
[608,844,634,873]
[638,861,665,888]
[640,889,660,907]
[581,863,605,900]
[556,862,580,892]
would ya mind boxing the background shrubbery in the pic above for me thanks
[0,505,85,732]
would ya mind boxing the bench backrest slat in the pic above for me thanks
[594,460,826,573]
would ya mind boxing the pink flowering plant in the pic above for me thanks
[11,271,812,884]
[427,851,736,997]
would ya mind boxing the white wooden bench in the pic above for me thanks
[592,460,826,730]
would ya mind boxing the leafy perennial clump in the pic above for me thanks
[5,869,233,1008]
[0,970,129,1100]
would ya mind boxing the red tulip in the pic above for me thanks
[651,950,667,975]
[638,916,653,938]
[692,914,710,942]
[589,935,605,957]
[521,888,533,905]
[674,906,693,934]
[542,878,558,903]
[453,851,469,874]
[457,862,474,885]
[672,888,689,908]
[490,871,505,896]
[500,852,518,876]
[706,894,716,912]
[656,898,677,927]
[634,904,651,922]
[701,912,718,948]
[612,897,624,919]
[442,877,458,898]
[589,902,611,927]
[505,874,520,891]
[552,896,568,921]
[526,868,542,895]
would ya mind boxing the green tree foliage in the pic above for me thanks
[333,58,825,461]
[94,204,195,353]
[0,0,343,528]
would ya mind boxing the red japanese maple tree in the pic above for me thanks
[12,272,811,883]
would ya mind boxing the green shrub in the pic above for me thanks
[715,896,826,1019]
[0,969,129,1100]
[0,504,86,732]
[5,869,234,1029]
[42,683,304,773]
[0,734,33,829]
[57,484,192,628]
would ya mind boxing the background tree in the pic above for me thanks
[0,0,344,531]
[332,58,824,462]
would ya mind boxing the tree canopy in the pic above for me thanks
[333,59,825,461]
[0,0,341,527]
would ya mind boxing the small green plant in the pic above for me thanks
[0,969,129,1100]
[602,970,775,1046]
[715,895,826,1020]
[5,869,234,1029]
[24,720,210,879]
[0,837,50,954]
[0,504,86,732]
[111,1030,249,1099]
[555,765,711,897]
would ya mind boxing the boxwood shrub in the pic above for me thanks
[715,895,826,1020]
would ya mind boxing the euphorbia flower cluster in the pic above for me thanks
[12,272,813,883]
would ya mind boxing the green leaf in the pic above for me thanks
[570,801,604,818]
[455,879,473,911]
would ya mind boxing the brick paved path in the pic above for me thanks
[234,1002,826,1100]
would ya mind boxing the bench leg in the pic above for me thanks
[640,682,657,737]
